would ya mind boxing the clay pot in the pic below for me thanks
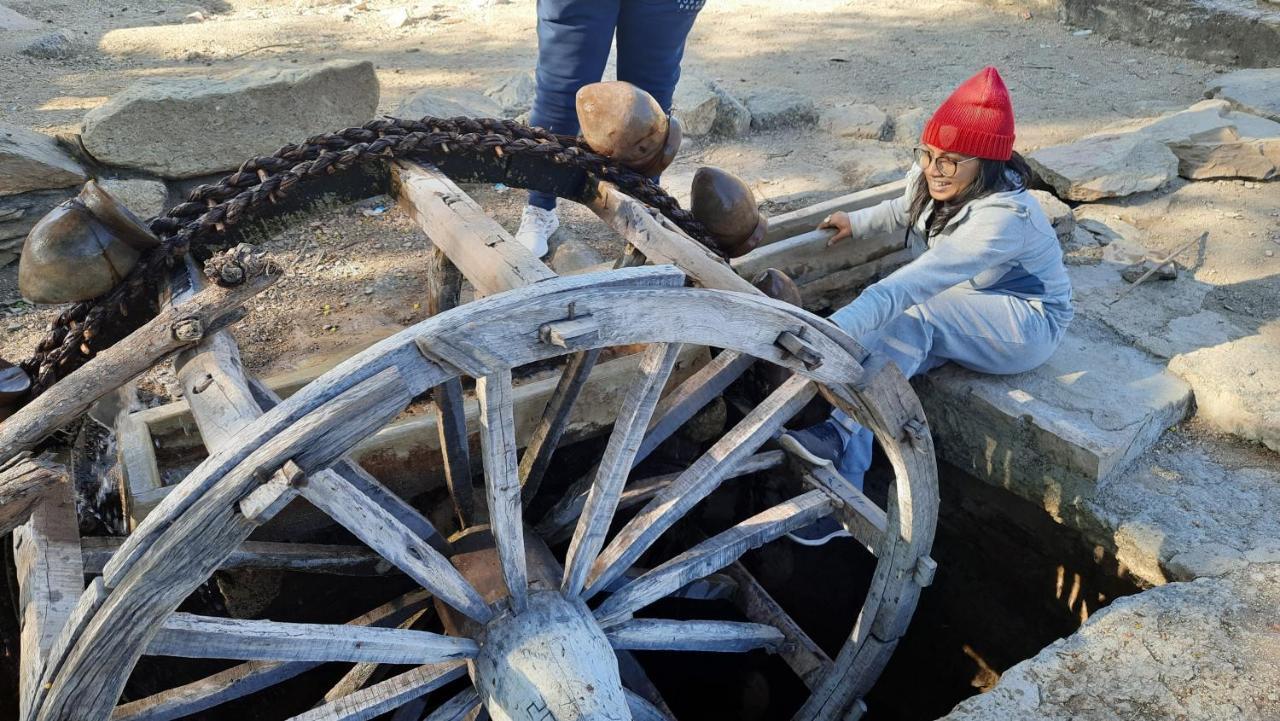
[575,81,681,177]
[0,357,31,420]
[18,180,159,304]
[690,167,767,258]
[751,268,802,307]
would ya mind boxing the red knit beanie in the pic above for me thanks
[921,66,1015,161]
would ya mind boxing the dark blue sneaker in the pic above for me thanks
[779,419,845,467]
[780,419,853,546]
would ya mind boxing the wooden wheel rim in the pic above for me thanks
[31,266,938,721]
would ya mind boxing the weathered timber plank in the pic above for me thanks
[110,590,431,721]
[584,375,819,597]
[284,663,466,721]
[393,161,555,297]
[595,490,836,625]
[148,613,475,664]
[724,561,832,690]
[14,481,83,720]
[322,606,431,703]
[82,538,392,576]
[562,343,680,596]
[605,618,785,653]
[0,455,64,537]
[625,690,674,721]
[801,463,887,556]
[582,180,758,295]
[518,347,602,504]
[474,369,528,612]
[760,179,906,244]
[298,469,491,623]
[0,248,277,463]
[419,688,479,721]
[426,246,478,527]
[35,368,415,721]
[635,349,755,464]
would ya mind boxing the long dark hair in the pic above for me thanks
[907,151,1034,238]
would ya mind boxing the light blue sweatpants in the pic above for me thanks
[826,283,1064,489]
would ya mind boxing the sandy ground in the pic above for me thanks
[0,0,1275,387]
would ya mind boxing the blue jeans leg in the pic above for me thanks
[528,0,620,210]
[615,0,702,113]
[827,285,1062,491]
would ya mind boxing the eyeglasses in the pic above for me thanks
[913,147,979,177]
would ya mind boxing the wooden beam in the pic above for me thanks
[634,349,755,464]
[419,688,479,721]
[110,590,431,721]
[584,375,818,598]
[426,246,479,528]
[81,538,394,577]
[583,180,758,295]
[562,343,680,597]
[594,490,836,625]
[760,179,906,244]
[14,481,83,720]
[298,469,492,623]
[605,619,785,653]
[284,663,466,721]
[148,614,475,665]
[0,454,65,537]
[798,463,887,556]
[0,245,277,463]
[393,161,556,297]
[322,606,432,703]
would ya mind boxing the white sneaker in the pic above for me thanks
[514,205,559,258]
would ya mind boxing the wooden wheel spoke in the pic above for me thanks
[110,590,431,721]
[724,562,832,689]
[562,343,681,597]
[519,347,602,504]
[420,688,480,721]
[799,463,887,556]
[84,538,395,577]
[433,377,478,528]
[634,349,755,465]
[284,662,466,721]
[147,614,475,665]
[298,470,492,623]
[475,369,529,612]
[595,490,837,625]
[584,375,818,598]
[625,689,675,721]
[538,451,785,545]
[321,606,433,704]
[606,618,786,653]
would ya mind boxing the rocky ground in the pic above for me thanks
[0,0,1278,720]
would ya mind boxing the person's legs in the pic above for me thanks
[614,0,701,114]
[525,0,619,212]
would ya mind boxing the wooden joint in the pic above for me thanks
[774,329,823,370]
[902,418,927,448]
[538,303,598,349]
[171,318,204,342]
[237,460,305,522]
[913,555,937,587]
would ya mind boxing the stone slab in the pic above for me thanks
[1059,0,1280,67]
[913,318,1193,528]
[0,3,40,31]
[940,563,1280,721]
[1086,430,1280,585]
[742,87,818,131]
[1028,133,1179,202]
[1168,323,1280,453]
[81,59,379,178]
[1208,67,1280,122]
[0,122,86,196]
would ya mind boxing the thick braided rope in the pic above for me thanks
[18,116,713,400]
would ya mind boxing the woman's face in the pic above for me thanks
[920,143,980,202]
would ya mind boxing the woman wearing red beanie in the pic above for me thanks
[786,66,1073,544]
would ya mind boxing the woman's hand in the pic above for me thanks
[819,212,852,246]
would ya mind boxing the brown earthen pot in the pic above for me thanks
[575,81,681,177]
[18,180,159,304]
[690,166,767,258]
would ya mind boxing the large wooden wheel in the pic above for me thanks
[25,266,937,721]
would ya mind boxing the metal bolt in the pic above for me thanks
[172,318,204,342]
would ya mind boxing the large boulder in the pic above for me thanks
[1028,134,1179,202]
[891,107,928,145]
[395,88,502,120]
[485,71,537,118]
[742,87,818,131]
[97,177,169,221]
[0,123,86,196]
[940,563,1280,721]
[20,30,80,60]
[671,74,721,137]
[819,103,890,140]
[1168,324,1280,453]
[710,85,752,138]
[1103,100,1280,180]
[1207,67,1280,123]
[81,60,379,179]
